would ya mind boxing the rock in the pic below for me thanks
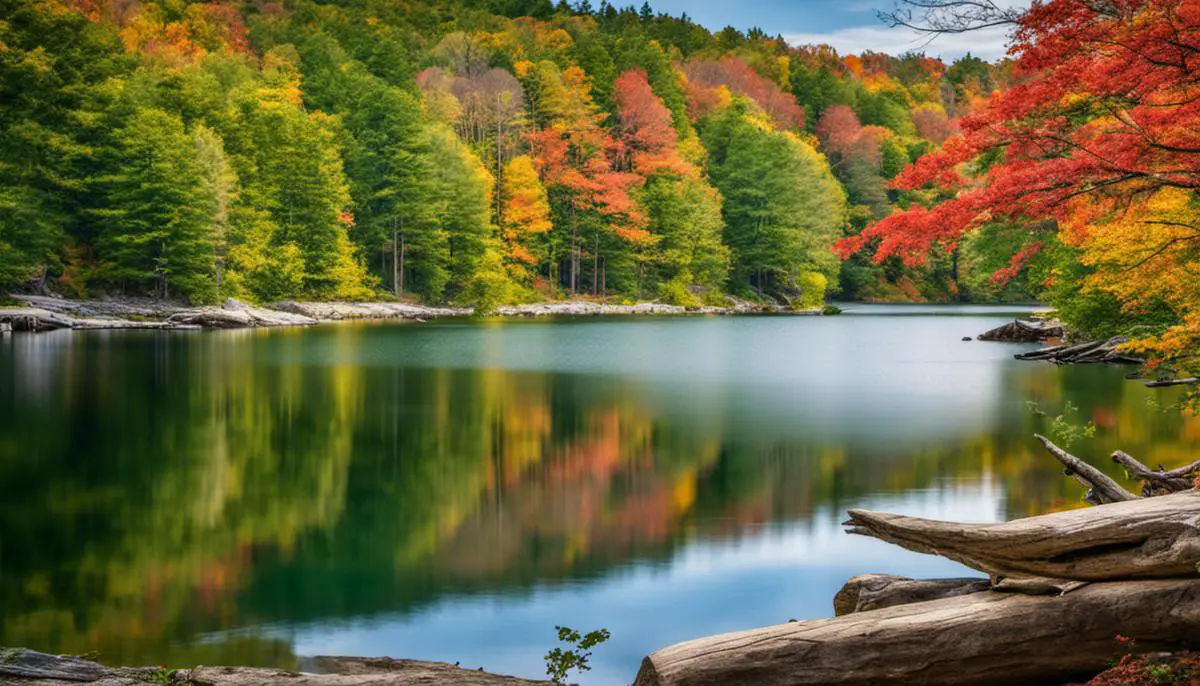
[269,301,469,321]
[0,650,551,685]
[963,336,973,341]
[978,318,1065,342]
[0,648,162,685]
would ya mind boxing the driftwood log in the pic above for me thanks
[637,434,1200,685]
[844,490,1200,582]
[634,580,1200,686]
[832,574,990,616]
[1014,336,1143,365]
[1145,377,1200,388]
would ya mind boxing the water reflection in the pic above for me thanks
[0,312,1196,682]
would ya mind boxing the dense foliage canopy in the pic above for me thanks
[0,0,1016,308]
[842,0,1200,378]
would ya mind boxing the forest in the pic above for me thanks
[3,0,1196,376]
[1,0,1012,312]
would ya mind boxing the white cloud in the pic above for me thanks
[784,23,1015,61]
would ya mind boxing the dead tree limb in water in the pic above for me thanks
[1145,377,1200,388]
[1015,336,1144,365]
[634,580,1200,686]
[1034,434,1140,505]
[1112,451,1196,496]
[844,490,1200,582]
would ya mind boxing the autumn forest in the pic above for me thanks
[2,0,1018,310]
[6,0,1195,373]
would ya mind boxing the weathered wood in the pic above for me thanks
[1160,459,1200,480]
[1034,434,1140,505]
[832,574,990,616]
[844,490,1200,581]
[1111,451,1195,496]
[1015,336,1142,365]
[0,648,162,684]
[634,580,1200,686]
[1145,377,1199,388]
[0,308,75,332]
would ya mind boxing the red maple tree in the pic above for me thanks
[838,0,1200,267]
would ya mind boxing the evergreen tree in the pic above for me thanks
[93,107,218,302]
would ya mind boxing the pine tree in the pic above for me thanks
[93,107,219,302]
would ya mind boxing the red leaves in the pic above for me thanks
[682,57,804,130]
[847,0,1200,279]
[890,134,973,191]
[836,197,981,265]
[990,241,1044,286]
[612,69,692,177]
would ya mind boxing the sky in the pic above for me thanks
[645,0,1032,61]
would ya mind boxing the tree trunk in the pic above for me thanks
[396,229,406,298]
[634,580,1200,686]
[570,218,578,295]
[832,574,990,616]
[844,489,1200,582]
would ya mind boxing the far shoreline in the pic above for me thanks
[0,294,828,333]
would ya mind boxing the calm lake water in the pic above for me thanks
[2,304,1197,683]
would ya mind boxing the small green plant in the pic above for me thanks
[1028,400,1096,447]
[1146,663,1176,683]
[544,625,610,685]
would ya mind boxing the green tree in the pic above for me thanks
[92,107,218,302]
[703,100,845,300]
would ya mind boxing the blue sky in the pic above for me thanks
[645,0,1029,60]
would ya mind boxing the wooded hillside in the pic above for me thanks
[0,0,1013,308]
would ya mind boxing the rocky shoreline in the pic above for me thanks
[0,649,548,685]
[0,295,820,332]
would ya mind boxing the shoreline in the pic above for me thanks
[0,649,550,684]
[0,295,822,333]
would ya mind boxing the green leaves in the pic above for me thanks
[544,626,611,685]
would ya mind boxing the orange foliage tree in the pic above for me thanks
[840,0,1200,370]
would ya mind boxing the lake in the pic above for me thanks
[2,304,1196,684]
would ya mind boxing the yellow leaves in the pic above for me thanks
[546,27,573,51]
[1078,187,1200,363]
[513,59,535,78]
[1057,91,1092,109]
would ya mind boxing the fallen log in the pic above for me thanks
[1145,377,1199,388]
[0,648,162,684]
[832,574,990,616]
[1015,336,1142,365]
[844,489,1200,582]
[634,580,1200,686]
[0,307,75,332]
